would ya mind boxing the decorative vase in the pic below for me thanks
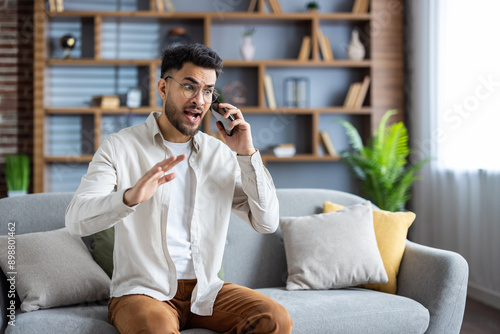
[240,36,255,61]
[346,30,365,61]
[8,190,27,197]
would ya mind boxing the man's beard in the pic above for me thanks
[164,98,204,137]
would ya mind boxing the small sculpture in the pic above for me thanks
[346,29,365,61]
[240,27,255,61]
[60,34,76,59]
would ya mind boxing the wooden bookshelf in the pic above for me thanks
[33,0,404,192]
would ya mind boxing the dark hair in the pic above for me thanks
[160,43,223,79]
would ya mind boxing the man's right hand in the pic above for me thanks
[123,155,186,207]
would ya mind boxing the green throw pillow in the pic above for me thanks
[93,227,115,278]
[93,226,225,281]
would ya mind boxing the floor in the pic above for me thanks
[460,298,500,334]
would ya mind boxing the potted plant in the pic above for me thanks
[6,154,30,197]
[338,110,429,212]
[306,1,320,12]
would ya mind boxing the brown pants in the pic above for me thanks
[108,279,293,334]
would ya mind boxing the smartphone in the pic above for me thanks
[211,98,235,136]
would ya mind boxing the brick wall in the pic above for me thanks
[0,0,34,197]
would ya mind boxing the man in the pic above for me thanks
[65,43,292,334]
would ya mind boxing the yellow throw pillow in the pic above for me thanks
[323,201,416,294]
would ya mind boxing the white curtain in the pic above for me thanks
[407,0,500,308]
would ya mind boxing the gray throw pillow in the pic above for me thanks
[0,228,110,312]
[280,202,388,290]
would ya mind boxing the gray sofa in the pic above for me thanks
[0,189,468,334]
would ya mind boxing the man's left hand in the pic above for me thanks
[215,103,256,156]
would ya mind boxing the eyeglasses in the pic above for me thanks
[164,75,219,104]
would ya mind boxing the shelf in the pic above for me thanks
[262,154,341,162]
[44,155,94,163]
[243,107,371,114]
[45,107,158,114]
[35,0,405,193]
[46,58,371,68]
[224,60,372,67]
[46,59,158,66]
[44,107,370,115]
[47,11,371,21]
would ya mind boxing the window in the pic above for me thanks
[437,0,500,170]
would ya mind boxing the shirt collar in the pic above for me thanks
[145,111,200,153]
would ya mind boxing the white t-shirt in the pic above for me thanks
[164,139,196,279]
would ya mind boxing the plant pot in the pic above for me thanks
[8,190,28,197]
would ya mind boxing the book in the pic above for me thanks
[316,28,332,61]
[266,0,282,14]
[94,95,120,109]
[358,0,370,13]
[343,83,359,108]
[353,0,370,13]
[164,0,175,12]
[352,0,362,13]
[349,83,362,107]
[156,0,164,11]
[265,0,274,13]
[248,0,258,12]
[48,0,56,12]
[323,35,335,60]
[319,131,337,156]
[264,74,277,109]
[298,36,311,61]
[353,76,371,108]
[271,0,283,13]
[55,0,64,12]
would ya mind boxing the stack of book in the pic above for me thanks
[155,0,175,12]
[48,0,64,12]
[297,28,334,61]
[319,131,337,156]
[343,76,371,108]
[249,0,282,13]
[264,74,277,109]
[352,0,370,13]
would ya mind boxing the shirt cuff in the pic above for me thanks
[236,149,263,173]
[113,188,137,219]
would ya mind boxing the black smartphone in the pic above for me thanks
[211,98,235,136]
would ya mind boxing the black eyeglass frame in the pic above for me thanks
[164,75,219,104]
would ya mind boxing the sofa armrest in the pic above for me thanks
[0,269,9,334]
[397,240,468,334]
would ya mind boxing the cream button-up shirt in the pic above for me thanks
[65,112,279,316]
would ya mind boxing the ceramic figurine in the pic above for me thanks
[346,29,365,61]
[240,28,255,61]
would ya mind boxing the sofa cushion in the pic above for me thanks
[324,201,415,294]
[3,303,220,334]
[93,227,115,278]
[0,228,110,312]
[5,303,116,334]
[257,287,430,334]
[280,202,388,290]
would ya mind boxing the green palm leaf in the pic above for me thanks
[337,119,364,153]
[338,110,429,211]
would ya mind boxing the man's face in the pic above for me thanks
[161,62,217,138]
